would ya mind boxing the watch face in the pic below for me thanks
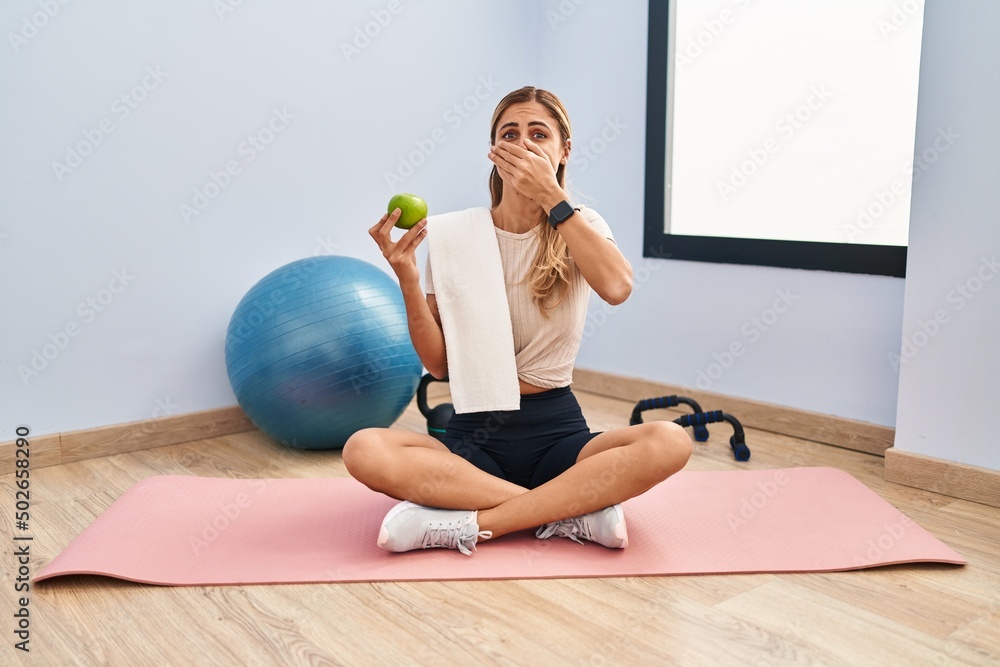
[550,201,574,225]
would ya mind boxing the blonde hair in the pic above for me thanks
[489,86,572,315]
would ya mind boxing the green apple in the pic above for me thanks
[387,193,428,230]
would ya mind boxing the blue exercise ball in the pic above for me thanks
[225,256,422,450]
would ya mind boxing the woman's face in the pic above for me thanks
[493,101,570,172]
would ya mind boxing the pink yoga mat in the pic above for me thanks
[34,467,964,586]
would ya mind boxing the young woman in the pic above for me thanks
[343,86,692,555]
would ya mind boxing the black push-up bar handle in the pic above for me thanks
[629,395,710,441]
[630,398,750,461]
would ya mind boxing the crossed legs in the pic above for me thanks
[342,421,692,540]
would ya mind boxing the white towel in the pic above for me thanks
[427,207,520,414]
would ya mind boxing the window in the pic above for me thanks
[644,0,924,276]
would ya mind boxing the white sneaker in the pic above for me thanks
[377,501,491,556]
[536,504,628,549]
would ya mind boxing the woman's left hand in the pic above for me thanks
[488,139,562,205]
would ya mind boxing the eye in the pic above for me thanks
[502,130,517,140]
[532,131,547,140]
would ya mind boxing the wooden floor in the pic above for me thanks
[3,390,998,667]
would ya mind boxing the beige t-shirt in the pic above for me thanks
[425,207,615,388]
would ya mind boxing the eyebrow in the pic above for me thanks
[499,120,551,131]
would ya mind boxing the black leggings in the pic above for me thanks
[439,386,600,489]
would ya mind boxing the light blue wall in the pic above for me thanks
[537,1,905,426]
[0,0,537,438]
[893,0,1000,470]
[5,1,954,442]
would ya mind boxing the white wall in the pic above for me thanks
[2,1,936,441]
[1,0,536,439]
[537,0,906,426]
[893,0,1000,471]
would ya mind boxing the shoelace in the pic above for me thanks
[536,515,592,546]
[421,520,492,556]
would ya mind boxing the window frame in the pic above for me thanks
[642,0,908,277]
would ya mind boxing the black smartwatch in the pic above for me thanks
[548,200,577,229]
